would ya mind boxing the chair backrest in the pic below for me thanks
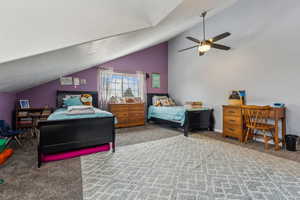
[241,105,271,128]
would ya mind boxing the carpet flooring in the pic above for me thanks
[81,135,300,200]
[0,124,299,200]
[0,125,180,200]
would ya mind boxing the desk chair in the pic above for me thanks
[241,105,276,150]
[0,120,25,146]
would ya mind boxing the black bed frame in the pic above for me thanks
[147,93,214,137]
[37,91,115,168]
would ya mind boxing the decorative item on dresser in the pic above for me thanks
[222,105,286,150]
[108,103,145,128]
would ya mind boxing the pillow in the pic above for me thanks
[81,94,93,106]
[63,96,83,107]
[168,98,176,106]
[160,98,171,106]
[152,96,168,105]
[154,100,162,106]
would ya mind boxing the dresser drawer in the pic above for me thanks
[129,110,145,115]
[129,112,144,118]
[223,107,241,117]
[109,105,128,112]
[129,104,144,111]
[223,124,243,137]
[113,112,128,118]
[224,115,242,126]
[116,117,128,123]
[129,117,145,122]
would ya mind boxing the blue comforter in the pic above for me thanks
[148,106,186,125]
[148,106,210,126]
[48,108,114,121]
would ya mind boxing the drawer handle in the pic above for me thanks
[229,119,236,122]
[228,128,235,131]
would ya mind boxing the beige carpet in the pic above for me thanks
[81,135,300,200]
[1,124,299,200]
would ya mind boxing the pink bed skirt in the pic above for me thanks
[41,144,110,162]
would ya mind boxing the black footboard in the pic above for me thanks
[38,117,115,167]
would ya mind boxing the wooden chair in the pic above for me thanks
[241,105,275,149]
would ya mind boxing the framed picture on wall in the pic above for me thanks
[60,77,73,85]
[73,77,80,86]
[152,73,160,88]
[19,100,30,109]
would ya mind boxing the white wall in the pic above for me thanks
[168,0,300,136]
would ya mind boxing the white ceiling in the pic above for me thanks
[0,0,238,92]
[0,0,182,63]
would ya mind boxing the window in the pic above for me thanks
[98,69,146,108]
[107,72,141,98]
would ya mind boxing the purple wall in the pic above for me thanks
[0,92,16,125]
[17,42,168,108]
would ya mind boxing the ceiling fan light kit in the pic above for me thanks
[179,10,231,56]
[198,41,211,52]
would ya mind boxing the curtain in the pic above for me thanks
[136,71,147,110]
[97,67,113,109]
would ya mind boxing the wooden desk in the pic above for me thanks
[14,107,53,132]
[223,105,286,150]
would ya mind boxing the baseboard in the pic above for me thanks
[214,129,222,133]
[212,129,279,145]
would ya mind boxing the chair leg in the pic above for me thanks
[244,128,250,143]
[263,131,270,150]
[264,135,269,150]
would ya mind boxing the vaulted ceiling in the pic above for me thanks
[0,0,238,92]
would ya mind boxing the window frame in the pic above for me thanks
[108,72,140,98]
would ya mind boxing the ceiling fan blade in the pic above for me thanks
[199,52,205,56]
[186,36,200,43]
[178,45,198,52]
[211,43,231,50]
[210,32,231,42]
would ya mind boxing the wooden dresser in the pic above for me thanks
[222,105,244,142]
[108,103,145,128]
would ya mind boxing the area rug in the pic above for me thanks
[81,135,300,200]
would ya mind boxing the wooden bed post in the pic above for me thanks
[37,147,42,168]
[112,119,116,153]
[209,109,215,131]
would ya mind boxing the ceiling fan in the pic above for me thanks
[179,11,231,56]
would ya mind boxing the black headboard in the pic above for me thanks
[147,93,169,107]
[56,91,99,108]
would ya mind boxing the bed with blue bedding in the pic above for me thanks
[147,93,214,136]
[148,106,186,126]
[37,91,115,168]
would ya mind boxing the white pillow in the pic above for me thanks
[67,105,93,111]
